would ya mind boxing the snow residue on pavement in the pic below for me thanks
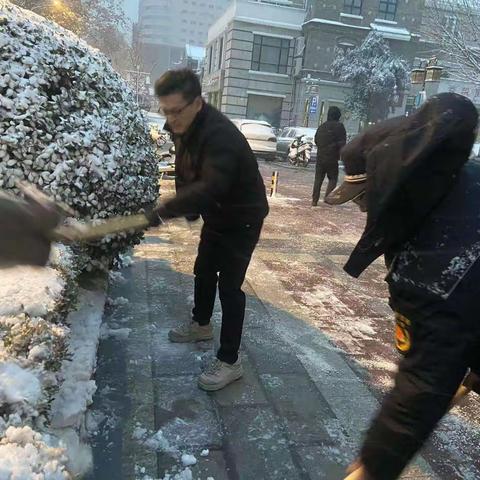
[358,355,398,373]
[50,289,105,429]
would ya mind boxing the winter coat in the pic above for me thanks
[387,159,480,301]
[343,93,478,279]
[314,120,346,165]
[160,102,269,228]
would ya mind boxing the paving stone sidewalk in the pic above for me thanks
[86,220,438,480]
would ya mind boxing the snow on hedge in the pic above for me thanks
[0,0,159,269]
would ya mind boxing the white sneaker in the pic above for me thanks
[198,358,243,391]
[168,322,213,343]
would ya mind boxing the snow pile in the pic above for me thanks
[0,1,158,269]
[0,245,82,478]
[0,425,70,479]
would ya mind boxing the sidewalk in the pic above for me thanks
[86,218,437,480]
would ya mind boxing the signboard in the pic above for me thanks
[309,96,318,114]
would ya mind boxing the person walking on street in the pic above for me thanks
[146,69,269,392]
[312,106,346,206]
[325,93,480,480]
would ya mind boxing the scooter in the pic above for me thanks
[288,134,312,167]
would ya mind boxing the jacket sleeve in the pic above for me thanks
[156,135,238,219]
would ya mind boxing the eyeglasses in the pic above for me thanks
[158,97,196,117]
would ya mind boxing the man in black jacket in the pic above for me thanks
[147,69,269,391]
[326,93,480,479]
[312,106,347,206]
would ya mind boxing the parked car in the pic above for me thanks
[231,119,277,161]
[277,127,318,162]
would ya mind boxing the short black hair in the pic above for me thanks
[154,69,201,102]
[327,106,341,121]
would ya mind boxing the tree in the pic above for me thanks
[12,0,88,35]
[11,0,129,71]
[331,32,409,124]
[423,0,480,84]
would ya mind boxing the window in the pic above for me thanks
[208,45,213,74]
[218,37,223,69]
[343,0,362,15]
[378,0,397,21]
[251,35,290,74]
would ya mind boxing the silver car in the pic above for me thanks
[277,127,317,162]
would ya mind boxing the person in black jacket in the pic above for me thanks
[325,93,480,479]
[312,106,347,206]
[147,69,269,391]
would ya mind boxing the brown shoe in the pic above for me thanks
[168,322,213,343]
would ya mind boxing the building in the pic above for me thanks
[181,44,206,73]
[202,0,306,127]
[137,0,230,81]
[293,0,430,133]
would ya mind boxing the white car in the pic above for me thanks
[231,119,277,161]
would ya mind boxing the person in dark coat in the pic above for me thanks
[147,69,269,392]
[312,106,347,206]
[325,93,480,480]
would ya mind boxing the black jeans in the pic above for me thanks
[312,160,338,205]
[192,221,263,364]
[361,276,480,479]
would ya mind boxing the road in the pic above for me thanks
[257,159,480,480]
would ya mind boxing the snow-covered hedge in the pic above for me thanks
[0,1,159,269]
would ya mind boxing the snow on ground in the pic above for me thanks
[0,244,77,478]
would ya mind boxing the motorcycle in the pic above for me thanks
[288,134,312,167]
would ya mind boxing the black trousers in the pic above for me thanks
[192,221,263,364]
[312,160,338,205]
[361,276,480,479]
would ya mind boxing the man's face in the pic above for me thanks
[158,93,202,135]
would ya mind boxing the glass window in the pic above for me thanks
[218,37,223,69]
[251,35,290,75]
[378,0,397,21]
[343,0,362,15]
